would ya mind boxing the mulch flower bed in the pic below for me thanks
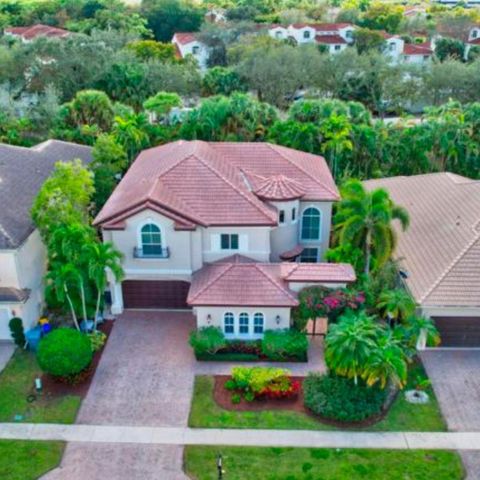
[213,374,397,428]
[41,320,115,399]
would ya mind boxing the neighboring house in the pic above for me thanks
[172,32,209,70]
[94,140,355,336]
[465,25,480,59]
[205,8,227,24]
[383,34,433,65]
[0,140,92,341]
[365,173,480,348]
[4,24,70,42]
[268,23,355,54]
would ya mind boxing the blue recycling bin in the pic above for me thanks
[25,325,43,351]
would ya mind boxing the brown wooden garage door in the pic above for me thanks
[433,316,480,347]
[122,280,190,309]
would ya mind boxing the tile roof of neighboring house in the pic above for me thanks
[172,32,198,45]
[247,173,306,201]
[403,41,433,56]
[469,38,480,45]
[365,173,480,308]
[94,141,339,229]
[290,23,352,31]
[0,140,92,249]
[316,34,347,45]
[187,255,355,307]
[0,287,30,303]
[5,24,70,40]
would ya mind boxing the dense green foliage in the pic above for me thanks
[8,317,26,348]
[261,329,308,361]
[189,326,227,355]
[37,328,93,377]
[303,373,387,422]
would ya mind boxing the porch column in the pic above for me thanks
[110,280,124,315]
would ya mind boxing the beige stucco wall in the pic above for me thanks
[195,306,291,339]
[269,199,300,261]
[0,251,19,288]
[298,201,333,260]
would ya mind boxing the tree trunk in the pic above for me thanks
[79,279,88,324]
[94,289,101,332]
[364,230,371,276]
[64,285,80,331]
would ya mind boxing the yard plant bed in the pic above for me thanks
[41,320,114,400]
[184,446,464,480]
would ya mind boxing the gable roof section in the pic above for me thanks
[0,140,92,249]
[94,141,338,229]
[5,24,69,40]
[316,34,347,45]
[172,32,198,45]
[283,263,356,283]
[365,173,480,308]
[403,41,432,56]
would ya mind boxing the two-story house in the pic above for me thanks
[466,25,480,59]
[94,141,355,337]
[172,32,209,70]
[383,34,433,65]
[0,140,92,340]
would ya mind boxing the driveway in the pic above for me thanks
[42,311,196,480]
[422,349,480,479]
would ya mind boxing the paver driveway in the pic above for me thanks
[42,311,196,480]
[422,349,480,479]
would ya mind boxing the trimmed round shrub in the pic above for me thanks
[37,328,93,377]
[261,329,308,361]
[9,317,26,347]
[303,373,387,422]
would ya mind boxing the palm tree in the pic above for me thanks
[403,315,441,349]
[333,179,410,276]
[84,242,124,330]
[112,113,150,161]
[325,310,380,386]
[377,289,416,324]
[362,330,408,389]
[46,263,82,331]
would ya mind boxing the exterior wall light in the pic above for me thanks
[276,315,281,325]
[207,314,212,325]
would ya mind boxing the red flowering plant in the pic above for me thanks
[259,376,301,400]
[323,289,366,323]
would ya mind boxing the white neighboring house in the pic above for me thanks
[172,32,209,70]
[94,140,356,337]
[268,23,355,54]
[465,25,480,59]
[383,34,433,65]
[0,140,92,341]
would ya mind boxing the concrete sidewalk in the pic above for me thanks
[2,423,480,450]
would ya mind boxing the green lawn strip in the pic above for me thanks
[189,363,446,432]
[0,440,65,480]
[184,446,464,480]
[0,350,81,423]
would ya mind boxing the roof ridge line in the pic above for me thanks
[193,148,278,223]
[255,264,298,303]
[420,231,480,303]
[189,264,233,303]
[267,143,339,198]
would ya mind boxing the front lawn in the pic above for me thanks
[189,364,446,432]
[0,440,64,480]
[0,350,81,423]
[184,446,464,480]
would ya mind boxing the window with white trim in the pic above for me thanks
[239,312,249,334]
[141,223,162,255]
[279,210,285,224]
[292,207,296,222]
[301,207,321,240]
[303,30,310,39]
[224,312,234,334]
[300,247,319,263]
[253,313,264,334]
[221,234,239,250]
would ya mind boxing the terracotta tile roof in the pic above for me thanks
[290,23,352,31]
[365,173,480,308]
[247,173,306,201]
[403,41,432,56]
[5,24,69,40]
[282,263,356,283]
[94,141,338,229]
[172,32,198,45]
[469,38,480,45]
[188,256,356,307]
[316,34,347,45]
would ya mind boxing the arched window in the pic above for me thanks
[239,312,249,334]
[301,207,321,240]
[141,223,162,255]
[224,312,234,335]
[253,313,264,334]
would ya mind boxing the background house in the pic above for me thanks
[0,140,92,340]
[4,24,70,42]
[365,173,480,348]
[172,32,209,70]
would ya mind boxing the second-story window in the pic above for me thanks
[141,223,162,255]
[279,210,285,224]
[221,233,239,250]
[301,207,321,240]
[292,208,296,222]
[192,45,200,54]
[303,30,310,39]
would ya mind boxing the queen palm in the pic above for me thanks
[84,242,124,330]
[377,289,416,324]
[333,179,410,275]
[325,310,379,386]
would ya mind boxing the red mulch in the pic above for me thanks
[213,374,396,428]
[41,320,115,399]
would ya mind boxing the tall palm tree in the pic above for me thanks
[83,242,124,330]
[325,310,380,386]
[112,113,149,161]
[333,179,410,275]
[377,289,416,324]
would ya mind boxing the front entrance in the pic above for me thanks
[122,280,190,309]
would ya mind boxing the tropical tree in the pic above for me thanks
[377,289,416,324]
[402,315,441,349]
[84,242,124,330]
[333,179,410,275]
[325,310,380,385]
[143,91,182,121]
[112,113,150,161]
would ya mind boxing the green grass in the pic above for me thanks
[184,446,464,480]
[0,440,64,480]
[189,364,446,432]
[0,350,81,423]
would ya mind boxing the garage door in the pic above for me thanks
[122,281,190,309]
[433,317,480,347]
